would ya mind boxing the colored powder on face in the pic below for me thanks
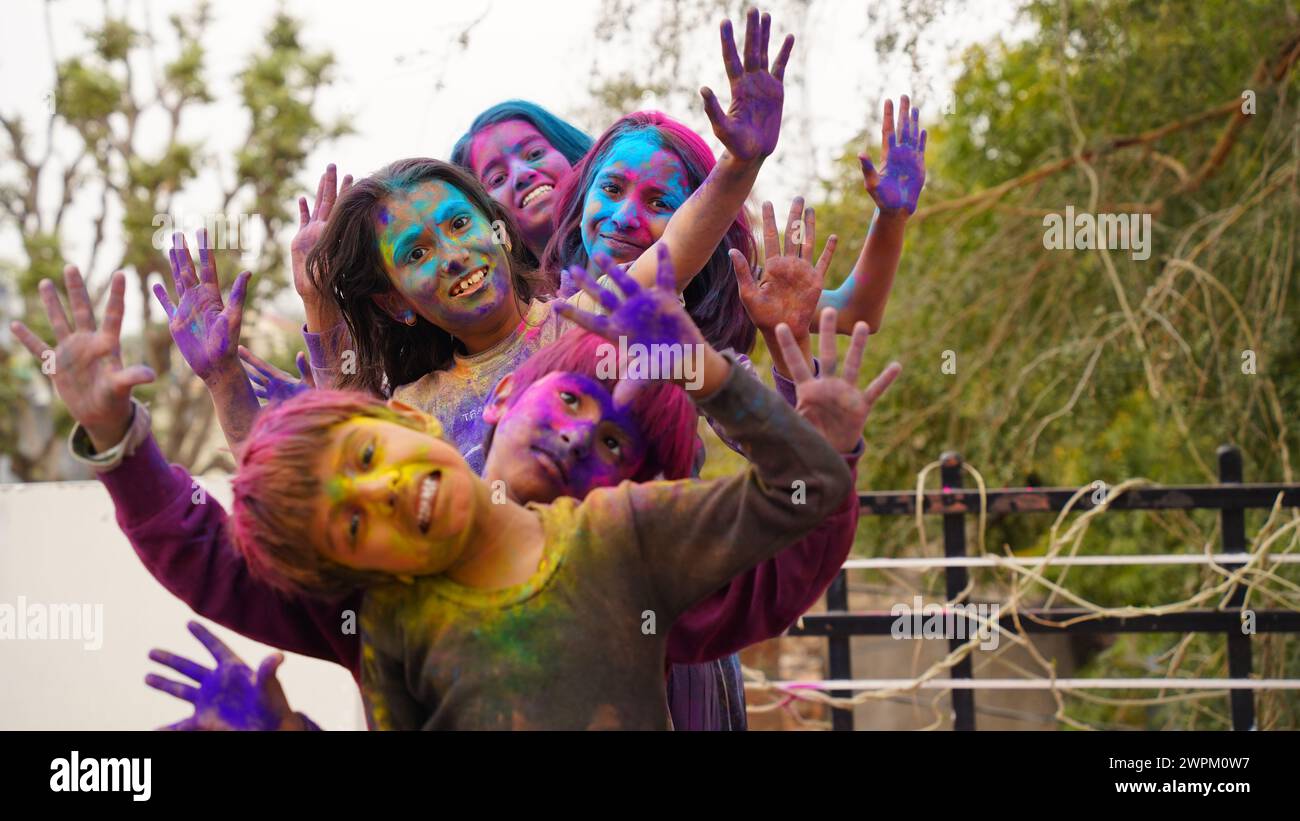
[580,131,692,262]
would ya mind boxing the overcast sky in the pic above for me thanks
[1,0,1025,330]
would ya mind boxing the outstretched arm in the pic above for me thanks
[625,8,793,293]
[818,96,927,334]
[12,265,359,674]
[154,229,259,453]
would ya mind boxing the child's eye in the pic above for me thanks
[407,248,426,264]
[451,215,471,231]
[652,198,672,211]
[559,391,579,409]
[601,182,620,196]
[348,510,363,543]
[604,436,622,456]
[361,442,375,467]
[527,148,545,161]
[488,173,506,188]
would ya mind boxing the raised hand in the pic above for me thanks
[239,345,314,404]
[293,163,351,309]
[554,246,714,404]
[700,8,794,162]
[10,267,155,451]
[732,198,838,337]
[153,229,251,384]
[773,307,901,452]
[860,96,927,215]
[146,621,304,732]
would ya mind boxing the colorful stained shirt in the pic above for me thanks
[360,357,853,730]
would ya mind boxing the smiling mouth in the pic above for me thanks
[449,266,490,299]
[598,233,647,253]
[416,472,441,533]
[520,184,554,209]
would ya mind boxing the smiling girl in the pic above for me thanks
[450,100,593,263]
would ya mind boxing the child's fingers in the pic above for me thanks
[241,361,269,390]
[187,620,240,668]
[256,652,285,692]
[859,155,880,191]
[38,278,72,340]
[553,301,613,340]
[742,7,759,72]
[568,265,621,312]
[196,228,218,286]
[774,323,815,384]
[652,243,675,292]
[817,307,838,376]
[172,233,199,289]
[909,106,920,147]
[898,95,911,143]
[596,252,641,296]
[148,649,211,684]
[919,128,928,156]
[759,11,770,68]
[771,33,794,82]
[144,674,199,703]
[761,201,779,260]
[814,234,838,281]
[64,265,97,332]
[152,283,176,320]
[699,87,727,133]
[862,361,902,413]
[801,207,817,263]
[729,249,757,299]
[311,165,328,216]
[783,197,804,258]
[9,320,51,359]
[298,196,310,228]
[109,364,156,394]
[841,321,870,385]
[718,18,742,80]
[319,164,338,220]
[340,174,354,198]
[225,271,252,336]
[100,271,127,343]
[881,98,895,158]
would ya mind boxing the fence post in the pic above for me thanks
[941,451,976,730]
[824,572,854,731]
[1217,445,1255,731]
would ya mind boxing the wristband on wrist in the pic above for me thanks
[68,399,152,472]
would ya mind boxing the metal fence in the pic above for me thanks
[788,445,1300,730]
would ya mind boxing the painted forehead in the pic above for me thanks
[519,371,645,442]
[468,120,551,173]
[594,131,690,194]
[375,179,481,259]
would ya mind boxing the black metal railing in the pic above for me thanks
[788,445,1300,731]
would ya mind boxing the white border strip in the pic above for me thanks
[842,554,1300,570]
[753,678,1300,691]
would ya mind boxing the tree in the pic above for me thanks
[0,0,350,480]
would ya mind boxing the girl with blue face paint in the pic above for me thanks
[450,101,594,263]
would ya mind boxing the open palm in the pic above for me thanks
[9,267,154,446]
[701,9,794,161]
[774,308,901,452]
[860,96,928,215]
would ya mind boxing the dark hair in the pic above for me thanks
[450,100,593,170]
[481,329,698,482]
[307,158,545,396]
[541,111,758,355]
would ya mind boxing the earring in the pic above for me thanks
[402,310,416,326]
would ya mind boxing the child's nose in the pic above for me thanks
[557,423,593,459]
[611,199,641,231]
[353,471,402,507]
